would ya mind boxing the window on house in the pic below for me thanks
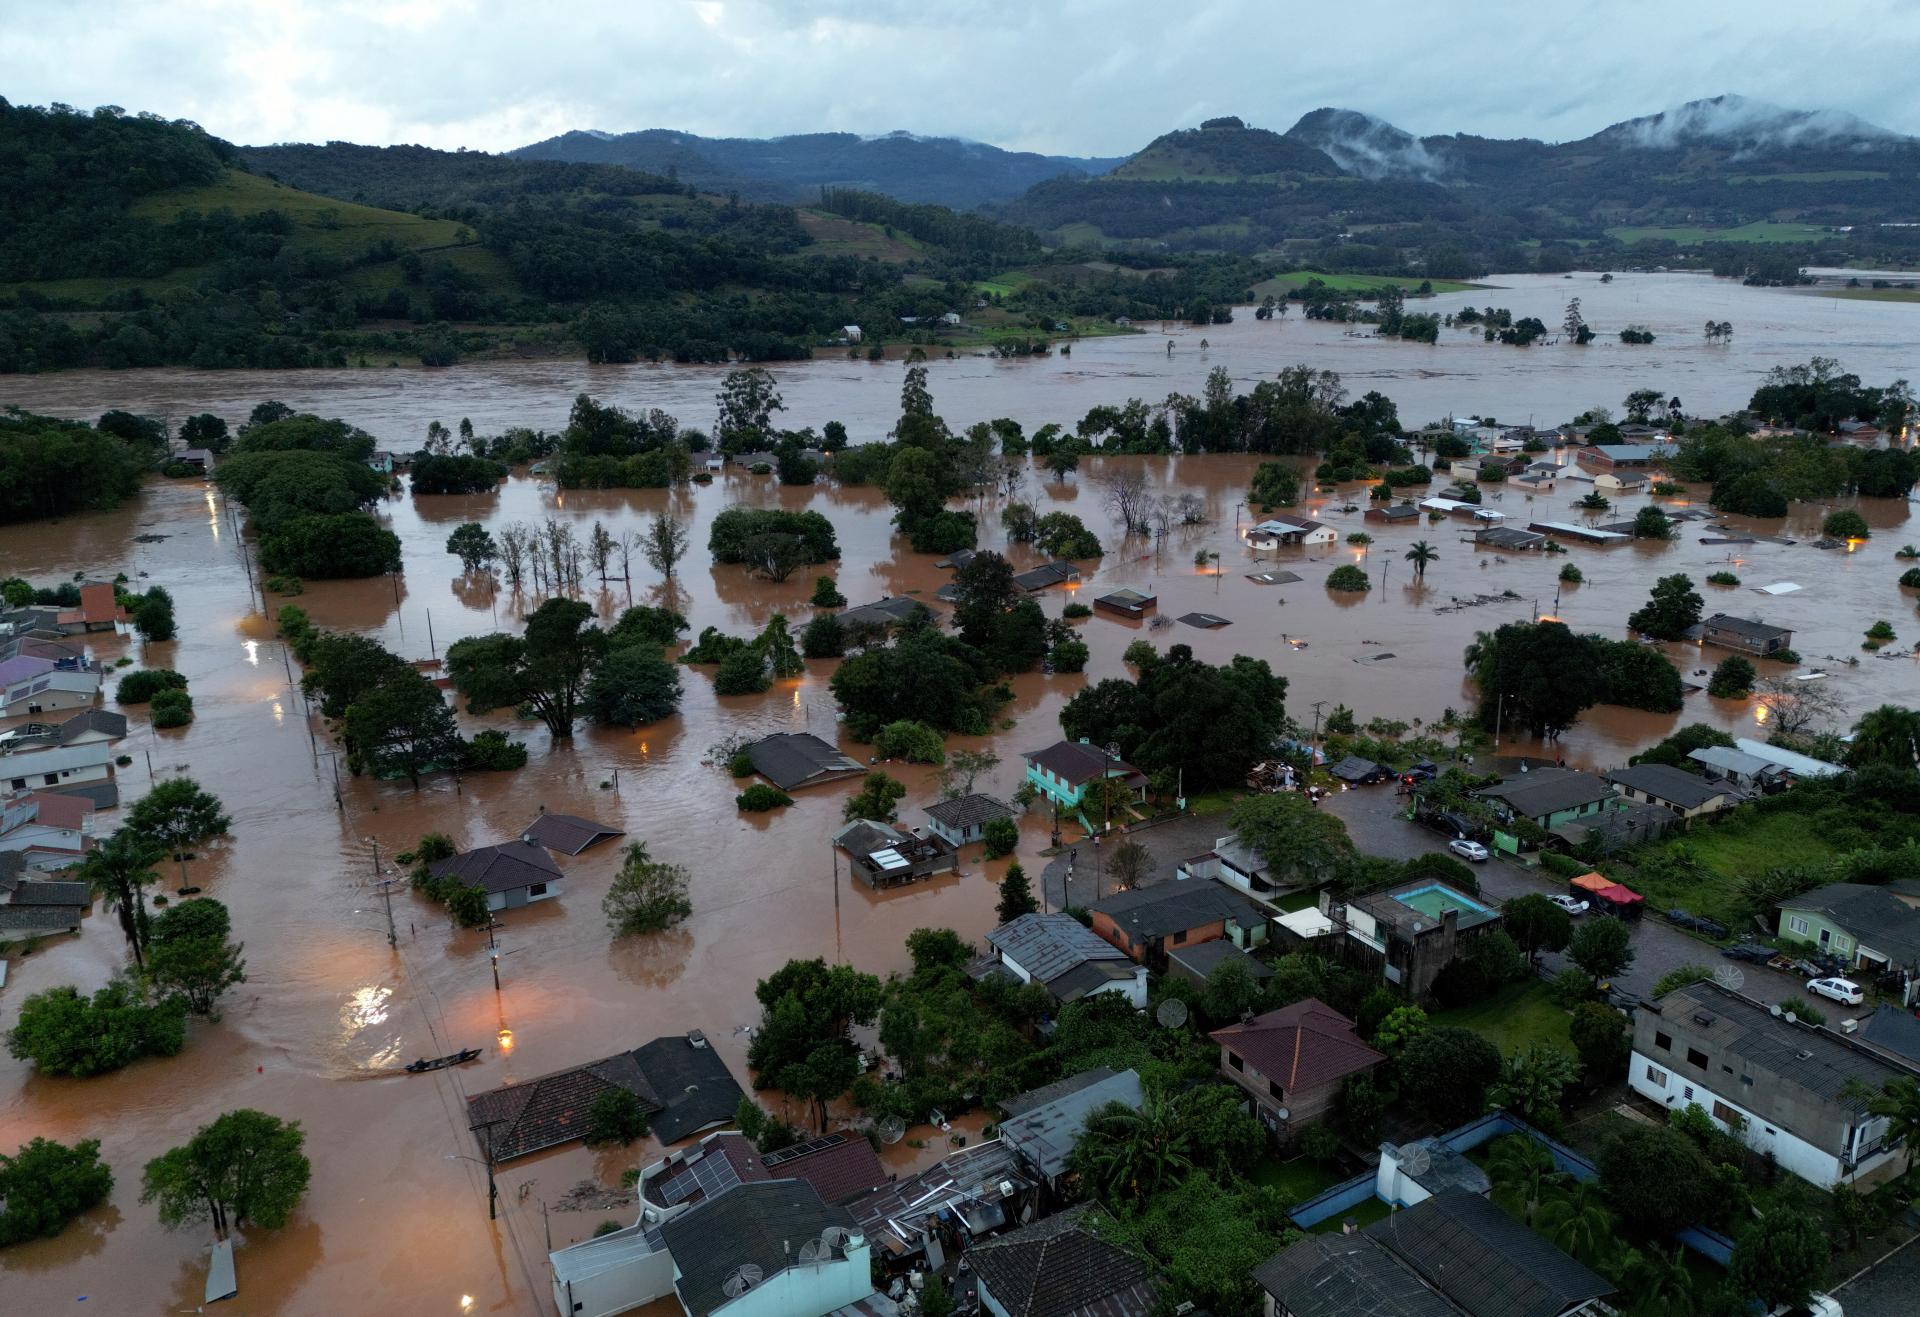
[1645,1065,1668,1088]
[1654,1031,1672,1052]
[1741,1075,1754,1087]
[1835,936,1852,953]
[1267,1080,1283,1101]
[8,779,23,792]
[1172,929,1188,945]
[42,774,58,786]
[1227,1053,1244,1072]
[527,883,548,897]
[1712,1101,1739,1125]
[1684,1085,1694,1100]
[1787,916,1809,935]
[1686,1048,1708,1069]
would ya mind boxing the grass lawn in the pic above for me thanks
[1252,270,1483,297]
[1432,981,1573,1057]
[1275,888,1321,914]
[1618,811,1842,934]
[1309,1194,1393,1233]
[1604,220,1829,245]
[1251,1154,1343,1201]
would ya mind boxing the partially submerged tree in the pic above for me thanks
[141,1109,311,1241]
[446,597,607,740]
[125,779,231,888]
[79,829,164,967]
[602,843,693,936]
[0,1136,114,1246]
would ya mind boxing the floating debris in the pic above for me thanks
[1352,652,1397,664]
[1699,537,1756,546]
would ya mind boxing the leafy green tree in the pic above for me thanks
[126,778,231,885]
[643,512,690,580]
[1399,1027,1501,1126]
[583,1089,652,1146]
[1373,1005,1429,1060]
[1228,792,1354,889]
[1202,958,1260,1025]
[1249,461,1298,508]
[1176,1083,1266,1174]
[1490,1044,1579,1131]
[800,613,845,659]
[442,883,492,929]
[1707,655,1756,698]
[714,367,785,454]
[1326,564,1371,592]
[602,842,692,936]
[344,670,462,787]
[80,828,164,967]
[1537,1180,1615,1264]
[1618,1244,1695,1316]
[997,863,1038,922]
[141,1108,311,1240]
[1862,1075,1920,1162]
[981,816,1019,859]
[446,522,498,573]
[7,979,187,1076]
[1569,916,1635,984]
[1628,574,1704,640]
[1032,512,1102,559]
[1599,1124,1719,1234]
[584,647,682,727]
[1569,1002,1630,1084]
[874,720,945,764]
[131,586,176,641]
[1632,505,1675,540]
[735,784,792,812]
[748,959,884,1130]
[299,633,407,717]
[1821,509,1870,541]
[713,646,771,695]
[1503,893,1572,964]
[1730,1212,1828,1310]
[446,597,607,740]
[1848,705,1920,769]
[1069,1096,1193,1205]
[844,771,907,824]
[0,1137,114,1245]
[145,898,246,1016]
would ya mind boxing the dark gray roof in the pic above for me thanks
[631,1034,749,1144]
[985,913,1131,984]
[1703,613,1792,642]
[467,1049,661,1162]
[967,1204,1158,1317]
[1475,528,1546,551]
[1023,740,1140,788]
[1000,1070,1146,1180]
[1859,1005,1920,1064]
[1330,755,1383,782]
[924,793,1014,831]
[1776,884,1920,965]
[1013,562,1079,592]
[1366,1188,1611,1317]
[745,732,864,791]
[0,905,83,933]
[1654,983,1917,1115]
[518,812,623,855]
[838,596,934,630]
[1094,588,1155,610]
[659,1179,854,1317]
[1605,763,1726,810]
[9,879,92,908]
[1373,503,1421,521]
[1047,959,1143,1003]
[427,839,560,896]
[1167,939,1273,983]
[1477,769,1616,821]
[833,818,905,857]
[1255,1234,1462,1317]
[1000,1067,1120,1120]
[35,781,118,810]
[1088,879,1263,942]
[58,709,128,743]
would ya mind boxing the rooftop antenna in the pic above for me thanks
[721,1264,764,1299]
[1155,999,1190,1029]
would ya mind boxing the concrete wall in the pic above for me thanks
[550,1231,676,1317]
[489,879,562,913]
[710,1245,873,1317]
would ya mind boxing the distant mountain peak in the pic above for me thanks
[1284,107,1444,180]
[1594,94,1903,152]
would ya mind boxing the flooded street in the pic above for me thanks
[1,274,1917,1314]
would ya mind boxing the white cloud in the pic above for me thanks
[1,0,1916,155]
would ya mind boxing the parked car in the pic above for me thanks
[1722,941,1774,963]
[1806,977,1864,1006]
[1548,894,1589,916]
[1449,839,1490,863]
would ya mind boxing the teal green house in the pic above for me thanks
[1022,739,1147,821]
[1776,883,1920,1004]
[1475,768,1621,855]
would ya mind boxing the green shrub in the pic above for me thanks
[150,688,194,728]
[1049,639,1090,673]
[1707,656,1756,698]
[982,816,1019,859]
[736,784,793,812]
[801,613,845,658]
[809,576,846,608]
[115,669,187,704]
[1326,565,1371,592]
[1767,647,1801,665]
[727,751,756,777]
[1559,564,1583,584]
[1706,571,1739,586]
[1123,639,1157,667]
[463,729,528,771]
[1900,568,1920,589]
[874,721,946,764]
[263,574,304,595]
[1822,509,1870,541]
[1540,851,1586,879]
[1062,602,1092,619]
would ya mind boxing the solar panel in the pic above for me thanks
[870,848,909,871]
[762,1132,845,1168]
[655,1144,748,1207]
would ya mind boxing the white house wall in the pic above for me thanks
[1628,1050,1902,1189]
[704,1245,873,1317]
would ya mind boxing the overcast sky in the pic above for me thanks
[5,0,1917,155]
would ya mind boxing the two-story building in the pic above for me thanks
[1087,878,1268,969]
[1700,614,1794,658]
[1330,881,1503,1000]
[1629,981,1916,1188]
[1776,883,1920,1005]
[1021,740,1147,817]
[1212,999,1386,1142]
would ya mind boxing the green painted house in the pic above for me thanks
[1023,739,1147,820]
[1475,768,1622,855]
[1776,884,1920,1005]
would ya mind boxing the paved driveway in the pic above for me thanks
[1322,786,1815,1008]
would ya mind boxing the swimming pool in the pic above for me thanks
[1393,884,1488,920]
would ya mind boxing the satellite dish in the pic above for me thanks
[798,1239,826,1264]
[876,1115,906,1145]
[1156,999,1190,1029]
[722,1265,764,1298]
[1784,1010,1800,1025]
[1713,965,1746,993]
[1769,1003,1783,1018]
[821,1226,852,1251]
[1401,1144,1432,1177]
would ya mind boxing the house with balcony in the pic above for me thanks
[1629,980,1916,1189]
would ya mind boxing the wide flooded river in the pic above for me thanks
[0,273,1915,1314]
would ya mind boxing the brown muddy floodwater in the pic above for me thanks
[1,279,1917,1315]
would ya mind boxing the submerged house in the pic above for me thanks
[1092,588,1156,619]
[1247,515,1335,548]
[1700,614,1794,657]
[835,817,955,890]
[426,838,562,913]
[743,732,865,792]
[922,793,1014,848]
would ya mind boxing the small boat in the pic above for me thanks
[405,1048,482,1073]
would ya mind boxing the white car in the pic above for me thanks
[1548,894,1589,917]
[1806,977,1864,1007]
[1449,839,1490,863]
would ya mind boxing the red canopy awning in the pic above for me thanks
[1595,884,1644,906]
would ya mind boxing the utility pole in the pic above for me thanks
[426,608,436,659]
[1309,700,1328,763]
[378,878,397,948]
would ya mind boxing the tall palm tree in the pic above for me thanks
[1463,629,1499,690]
[1620,1243,1694,1316]
[79,828,164,968]
[1848,705,1920,770]
[1536,1180,1615,1265]
[1405,540,1439,580]
[1067,1097,1192,1206]
[1865,1075,1920,1163]
[1486,1134,1565,1228]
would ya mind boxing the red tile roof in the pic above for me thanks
[27,791,93,831]
[1211,998,1386,1093]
